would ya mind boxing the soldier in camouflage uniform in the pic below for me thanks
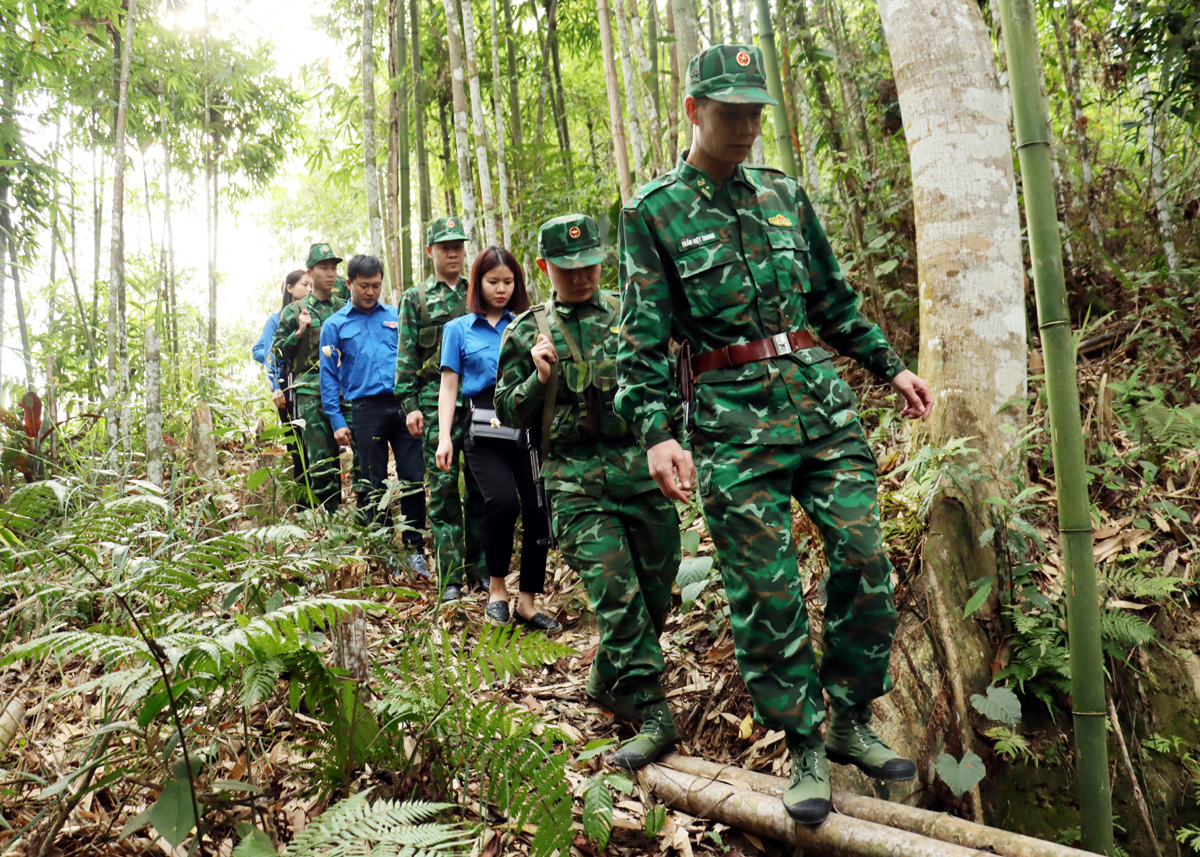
[615,46,934,823]
[395,217,487,599]
[273,242,362,513]
[495,215,683,767]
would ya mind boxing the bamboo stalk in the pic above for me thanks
[656,755,1095,857]
[753,0,796,177]
[994,0,1113,852]
[640,764,987,856]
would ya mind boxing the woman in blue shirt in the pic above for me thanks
[253,270,311,501]
[436,247,558,632]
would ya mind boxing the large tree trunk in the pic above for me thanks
[615,0,648,183]
[397,0,412,297]
[671,0,698,150]
[1059,0,1101,239]
[438,97,457,214]
[442,0,479,255]
[411,0,432,278]
[597,0,632,202]
[145,321,162,487]
[664,0,679,165]
[502,0,523,150]
[388,0,402,296]
[546,0,572,178]
[490,0,512,246]
[1141,76,1179,275]
[108,0,138,461]
[647,0,662,133]
[739,0,765,163]
[878,0,1027,820]
[460,0,499,246]
[627,0,663,175]
[364,0,383,256]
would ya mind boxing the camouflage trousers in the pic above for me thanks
[422,405,486,587]
[695,420,896,739]
[295,392,365,514]
[552,488,680,705]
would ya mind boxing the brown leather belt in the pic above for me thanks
[692,330,816,376]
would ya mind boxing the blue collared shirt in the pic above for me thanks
[318,301,401,431]
[441,311,513,398]
[253,312,282,391]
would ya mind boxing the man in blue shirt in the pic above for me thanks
[319,255,429,576]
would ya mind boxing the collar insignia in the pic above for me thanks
[768,214,794,227]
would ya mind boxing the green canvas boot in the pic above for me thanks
[584,665,640,720]
[609,700,680,770]
[825,703,917,781]
[783,736,831,825]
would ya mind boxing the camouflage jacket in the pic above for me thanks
[272,292,347,393]
[615,154,907,448]
[495,290,659,499]
[394,274,470,413]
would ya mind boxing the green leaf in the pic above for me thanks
[119,806,154,841]
[874,258,899,277]
[149,779,196,849]
[645,803,667,837]
[232,823,276,857]
[935,753,986,798]
[576,738,616,762]
[977,527,995,547]
[213,780,264,794]
[680,530,701,556]
[971,686,1022,726]
[963,580,993,619]
[582,776,614,850]
[246,468,271,492]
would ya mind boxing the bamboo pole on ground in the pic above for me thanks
[655,755,1095,857]
[994,0,1113,852]
[640,764,987,856]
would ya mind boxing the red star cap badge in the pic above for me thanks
[736,51,751,67]
[569,226,581,239]
[447,218,455,227]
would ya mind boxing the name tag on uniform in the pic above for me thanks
[679,231,719,251]
[383,320,398,329]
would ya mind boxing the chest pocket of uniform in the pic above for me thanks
[767,228,810,293]
[673,241,742,317]
[564,361,592,393]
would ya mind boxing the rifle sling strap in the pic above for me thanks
[532,305,561,460]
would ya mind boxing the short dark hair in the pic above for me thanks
[467,246,529,315]
[347,254,385,282]
[281,269,307,310]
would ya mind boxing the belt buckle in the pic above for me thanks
[771,333,793,356]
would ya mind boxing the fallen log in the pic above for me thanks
[655,754,1092,857]
[640,763,987,856]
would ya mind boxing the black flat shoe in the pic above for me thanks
[441,585,463,603]
[513,610,562,634]
[485,600,511,624]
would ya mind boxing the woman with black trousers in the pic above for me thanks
[435,246,559,633]
[253,270,312,508]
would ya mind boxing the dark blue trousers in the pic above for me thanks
[350,394,426,546]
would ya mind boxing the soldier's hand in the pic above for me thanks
[891,370,933,421]
[334,427,353,447]
[271,389,286,410]
[297,309,312,336]
[531,334,558,384]
[435,437,454,472]
[648,439,696,502]
[407,409,425,436]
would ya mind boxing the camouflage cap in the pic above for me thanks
[305,242,343,269]
[686,44,778,105]
[538,214,605,270]
[426,216,468,245]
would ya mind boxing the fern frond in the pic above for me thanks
[240,657,284,707]
[288,790,474,857]
[0,630,150,668]
[48,664,156,704]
